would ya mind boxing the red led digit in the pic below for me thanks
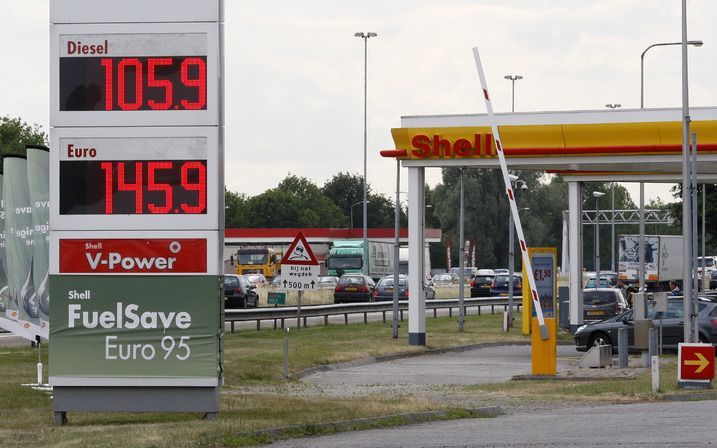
[117,161,143,213]
[100,58,114,111]
[147,161,173,214]
[180,57,207,110]
[117,58,143,111]
[100,161,114,213]
[180,161,206,213]
[147,58,173,110]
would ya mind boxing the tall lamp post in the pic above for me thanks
[640,40,702,108]
[504,75,523,112]
[508,175,527,328]
[350,201,363,229]
[355,31,377,274]
[593,191,606,288]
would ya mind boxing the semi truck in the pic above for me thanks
[235,246,281,278]
[398,245,432,277]
[618,234,682,287]
[327,240,393,279]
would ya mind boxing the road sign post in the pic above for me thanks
[280,232,319,331]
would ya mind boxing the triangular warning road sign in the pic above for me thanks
[281,231,319,265]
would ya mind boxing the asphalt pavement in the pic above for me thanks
[265,400,717,447]
[301,344,583,385]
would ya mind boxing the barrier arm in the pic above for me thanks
[472,47,549,340]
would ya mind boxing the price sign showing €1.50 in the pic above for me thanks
[280,232,320,291]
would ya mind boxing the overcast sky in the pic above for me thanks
[3,1,717,205]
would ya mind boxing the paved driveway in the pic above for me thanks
[302,344,583,386]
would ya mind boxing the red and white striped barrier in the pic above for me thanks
[472,47,549,340]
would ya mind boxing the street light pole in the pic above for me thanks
[593,191,606,288]
[504,75,523,112]
[508,175,527,328]
[350,201,363,229]
[640,40,703,108]
[355,31,377,275]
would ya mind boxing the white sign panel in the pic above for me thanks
[50,126,219,231]
[51,22,219,127]
[280,265,321,291]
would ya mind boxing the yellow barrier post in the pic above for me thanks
[532,317,557,375]
[520,247,558,374]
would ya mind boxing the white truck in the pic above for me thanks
[697,256,717,289]
[618,234,682,285]
[398,245,432,277]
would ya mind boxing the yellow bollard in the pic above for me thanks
[531,317,557,375]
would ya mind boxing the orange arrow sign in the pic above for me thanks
[684,352,710,373]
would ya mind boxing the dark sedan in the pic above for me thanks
[333,274,375,303]
[373,275,435,301]
[223,274,259,309]
[470,274,495,297]
[574,298,717,351]
[490,274,522,297]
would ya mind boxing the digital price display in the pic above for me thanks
[60,159,206,215]
[51,27,218,126]
[50,128,219,230]
[60,56,207,111]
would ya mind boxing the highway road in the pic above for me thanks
[266,399,717,447]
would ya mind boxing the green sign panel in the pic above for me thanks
[267,291,286,305]
[49,275,220,386]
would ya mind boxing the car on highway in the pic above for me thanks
[582,288,629,323]
[432,273,458,287]
[333,274,376,303]
[574,297,717,351]
[316,275,339,289]
[246,273,268,288]
[373,275,436,301]
[223,274,259,309]
[490,274,522,297]
[470,273,496,297]
[269,275,282,288]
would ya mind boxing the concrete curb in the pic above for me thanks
[236,407,504,442]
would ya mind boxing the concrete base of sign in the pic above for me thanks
[578,345,612,368]
[677,380,712,390]
[409,332,426,346]
[53,386,219,425]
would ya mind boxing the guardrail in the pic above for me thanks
[224,297,522,333]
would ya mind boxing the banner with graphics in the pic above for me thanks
[27,146,50,339]
[50,275,220,386]
[4,156,40,340]
[0,173,20,336]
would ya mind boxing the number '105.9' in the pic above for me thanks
[100,56,206,111]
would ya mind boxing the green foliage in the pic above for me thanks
[428,171,637,271]
[226,172,404,229]
[0,115,47,156]
[239,174,345,227]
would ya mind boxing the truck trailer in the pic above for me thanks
[618,234,682,287]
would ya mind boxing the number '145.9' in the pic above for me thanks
[100,160,206,214]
